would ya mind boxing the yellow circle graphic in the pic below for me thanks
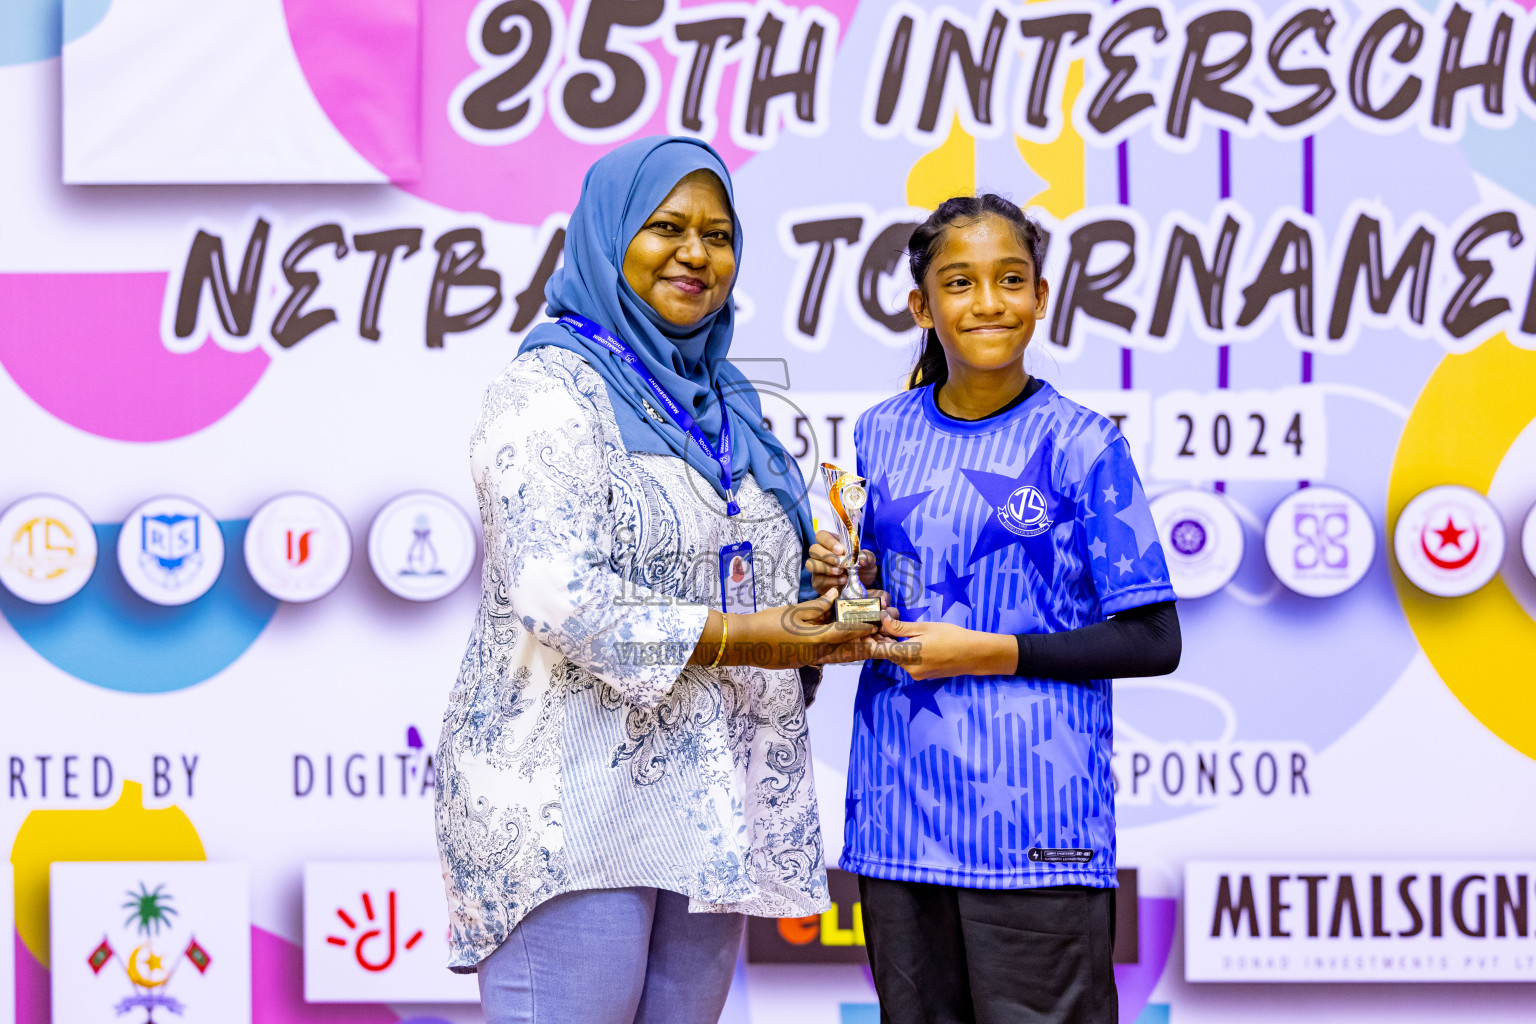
[1388,334,1536,758]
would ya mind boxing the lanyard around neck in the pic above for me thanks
[558,313,739,516]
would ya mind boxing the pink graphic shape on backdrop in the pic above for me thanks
[1113,897,1177,1024]
[14,928,402,1024]
[0,273,269,442]
[252,926,403,1024]
[288,0,860,224]
[14,931,47,1024]
[283,0,423,181]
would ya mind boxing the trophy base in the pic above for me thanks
[835,597,882,625]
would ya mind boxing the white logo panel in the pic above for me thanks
[244,493,352,603]
[117,496,225,606]
[367,493,477,602]
[50,862,251,1024]
[1393,485,1505,597]
[1264,486,1376,598]
[1150,489,1244,599]
[0,495,98,604]
[303,861,477,1003]
[1186,861,1536,982]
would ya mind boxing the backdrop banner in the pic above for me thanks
[2,1,1535,1022]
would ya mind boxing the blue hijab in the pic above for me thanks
[519,136,816,601]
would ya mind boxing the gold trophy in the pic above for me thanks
[820,462,882,624]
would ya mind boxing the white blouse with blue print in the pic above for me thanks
[434,346,829,971]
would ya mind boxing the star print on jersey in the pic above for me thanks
[1086,446,1169,597]
[903,678,946,720]
[960,448,1079,580]
[926,560,975,615]
[868,477,933,560]
[855,678,879,732]
[1114,486,1163,557]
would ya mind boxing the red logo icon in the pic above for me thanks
[286,529,314,567]
[1420,512,1479,570]
[326,891,423,972]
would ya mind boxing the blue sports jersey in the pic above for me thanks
[840,380,1175,889]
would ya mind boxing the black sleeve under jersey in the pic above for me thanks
[1014,601,1181,681]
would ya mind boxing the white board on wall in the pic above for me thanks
[50,862,251,1024]
[60,0,418,184]
[302,861,477,1003]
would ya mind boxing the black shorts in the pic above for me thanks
[858,875,1119,1024]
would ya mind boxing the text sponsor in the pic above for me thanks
[1113,743,1311,805]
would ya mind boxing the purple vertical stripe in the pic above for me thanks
[1117,140,1132,389]
[1219,131,1232,200]
[1215,131,1233,494]
[1218,129,1232,396]
[1302,135,1315,216]
[1299,135,1317,489]
[1116,141,1130,206]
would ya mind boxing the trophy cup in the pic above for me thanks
[820,463,883,624]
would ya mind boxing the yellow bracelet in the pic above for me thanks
[708,614,728,669]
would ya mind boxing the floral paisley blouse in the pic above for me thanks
[434,346,830,971]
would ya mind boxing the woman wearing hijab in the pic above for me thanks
[434,137,878,1024]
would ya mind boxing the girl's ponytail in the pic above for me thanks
[905,194,1046,390]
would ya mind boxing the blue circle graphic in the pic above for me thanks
[0,0,115,66]
[0,521,278,693]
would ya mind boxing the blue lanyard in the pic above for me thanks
[558,313,740,516]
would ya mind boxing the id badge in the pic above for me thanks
[719,541,757,615]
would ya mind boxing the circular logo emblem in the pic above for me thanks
[1523,501,1536,580]
[998,485,1053,538]
[367,492,477,602]
[1264,486,1377,598]
[1394,485,1505,597]
[0,495,98,604]
[1150,489,1244,599]
[116,496,224,606]
[244,493,352,603]
[1170,518,1207,556]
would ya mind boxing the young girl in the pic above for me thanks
[809,194,1181,1024]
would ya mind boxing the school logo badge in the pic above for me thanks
[1151,489,1244,599]
[302,862,476,1002]
[50,862,251,1024]
[367,492,476,601]
[1264,486,1376,598]
[0,494,98,604]
[116,496,224,605]
[243,493,351,603]
[998,485,1053,537]
[1393,485,1505,597]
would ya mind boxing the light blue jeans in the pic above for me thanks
[477,887,745,1024]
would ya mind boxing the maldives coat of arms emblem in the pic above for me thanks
[50,862,251,1024]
